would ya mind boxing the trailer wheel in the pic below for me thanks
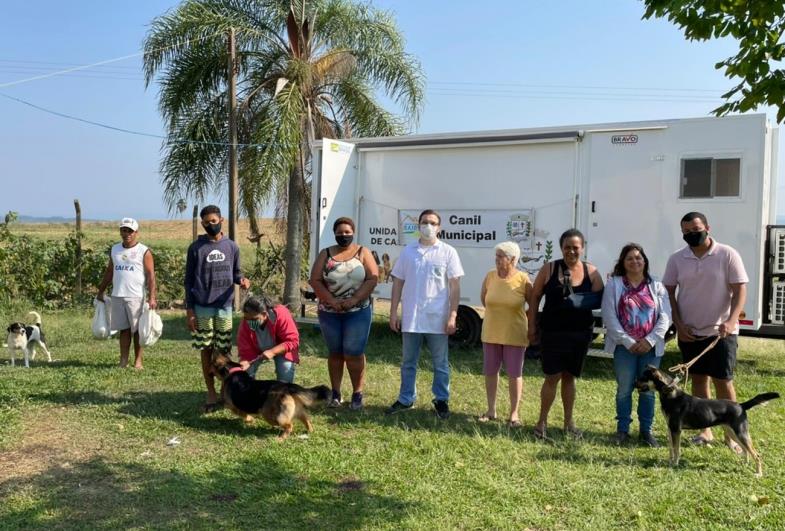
[451,306,481,347]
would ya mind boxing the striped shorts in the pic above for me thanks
[191,305,233,353]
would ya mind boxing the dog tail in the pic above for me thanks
[25,311,42,326]
[740,392,780,411]
[308,385,331,401]
[293,384,331,406]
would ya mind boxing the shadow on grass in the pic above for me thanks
[44,359,118,369]
[30,390,125,407]
[532,444,665,468]
[319,404,614,443]
[116,391,292,439]
[0,454,419,529]
[27,388,305,439]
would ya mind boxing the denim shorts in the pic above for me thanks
[317,305,372,356]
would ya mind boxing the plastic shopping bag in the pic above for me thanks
[139,303,163,347]
[92,297,112,339]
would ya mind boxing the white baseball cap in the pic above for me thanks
[119,217,139,231]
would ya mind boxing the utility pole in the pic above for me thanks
[192,205,199,241]
[227,27,239,243]
[227,27,241,309]
[74,199,82,301]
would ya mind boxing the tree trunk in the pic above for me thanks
[282,162,305,313]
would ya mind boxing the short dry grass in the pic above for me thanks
[11,218,283,250]
[0,308,784,530]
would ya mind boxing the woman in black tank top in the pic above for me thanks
[527,229,604,440]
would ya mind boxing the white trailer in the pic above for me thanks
[310,114,781,345]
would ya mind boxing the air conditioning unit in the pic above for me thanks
[770,280,785,324]
[770,228,785,274]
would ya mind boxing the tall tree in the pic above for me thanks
[643,1,785,121]
[143,0,424,309]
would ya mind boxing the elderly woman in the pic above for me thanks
[528,229,604,440]
[309,216,378,410]
[602,243,671,447]
[479,241,532,427]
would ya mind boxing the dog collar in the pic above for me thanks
[228,366,246,375]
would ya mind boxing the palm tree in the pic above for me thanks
[143,0,424,309]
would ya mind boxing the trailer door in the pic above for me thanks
[585,129,666,278]
[313,139,358,257]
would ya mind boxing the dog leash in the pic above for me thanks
[668,335,720,383]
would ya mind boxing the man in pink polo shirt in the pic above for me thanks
[662,212,748,449]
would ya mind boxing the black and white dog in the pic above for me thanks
[5,311,52,368]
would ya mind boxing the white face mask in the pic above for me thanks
[419,223,438,241]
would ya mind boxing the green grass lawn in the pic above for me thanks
[1,308,784,530]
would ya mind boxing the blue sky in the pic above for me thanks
[0,0,780,220]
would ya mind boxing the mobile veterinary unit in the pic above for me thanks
[310,114,781,345]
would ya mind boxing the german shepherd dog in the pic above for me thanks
[636,366,779,476]
[212,353,330,440]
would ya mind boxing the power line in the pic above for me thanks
[427,89,721,103]
[0,69,142,81]
[429,80,729,94]
[0,92,268,148]
[0,58,140,71]
[0,51,152,89]
[0,31,226,89]
[0,92,165,138]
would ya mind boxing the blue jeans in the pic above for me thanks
[318,305,372,356]
[247,356,296,383]
[613,344,661,433]
[398,333,450,405]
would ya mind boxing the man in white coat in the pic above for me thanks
[386,209,464,419]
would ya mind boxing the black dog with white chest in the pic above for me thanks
[636,365,778,476]
[5,311,52,368]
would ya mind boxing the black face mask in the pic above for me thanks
[204,222,222,236]
[683,230,708,247]
[335,234,353,247]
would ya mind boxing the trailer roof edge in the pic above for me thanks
[311,113,769,150]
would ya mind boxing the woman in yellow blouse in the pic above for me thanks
[479,241,532,427]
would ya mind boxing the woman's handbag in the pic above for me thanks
[561,265,603,310]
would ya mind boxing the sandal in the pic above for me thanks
[477,414,497,423]
[691,435,713,447]
[564,426,584,440]
[533,425,551,442]
[508,419,522,428]
[726,440,744,455]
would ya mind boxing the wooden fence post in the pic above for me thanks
[192,205,199,241]
[74,199,82,300]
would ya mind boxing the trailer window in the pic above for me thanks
[680,158,740,198]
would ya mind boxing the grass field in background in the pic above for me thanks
[1,307,784,530]
[11,219,284,249]
[10,219,285,285]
